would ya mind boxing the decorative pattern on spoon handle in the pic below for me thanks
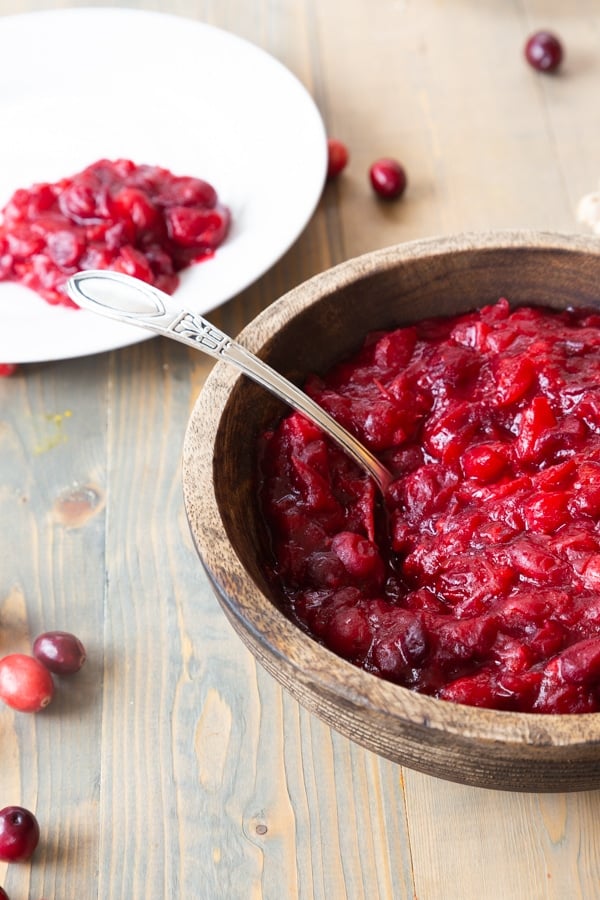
[170,311,232,355]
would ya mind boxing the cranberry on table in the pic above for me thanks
[326,138,349,179]
[0,654,54,712]
[0,888,9,899]
[524,31,563,72]
[369,158,407,199]
[33,631,86,675]
[0,364,16,377]
[0,806,40,862]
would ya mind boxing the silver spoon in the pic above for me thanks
[66,270,394,494]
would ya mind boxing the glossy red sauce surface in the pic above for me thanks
[258,299,600,713]
[0,158,230,308]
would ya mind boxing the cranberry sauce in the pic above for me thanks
[258,299,600,714]
[0,158,230,307]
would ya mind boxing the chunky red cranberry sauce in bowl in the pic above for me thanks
[258,298,600,715]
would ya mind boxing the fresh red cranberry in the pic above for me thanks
[326,139,349,179]
[0,654,54,712]
[33,631,86,675]
[0,887,8,899]
[369,158,407,199]
[0,364,16,377]
[525,31,563,72]
[0,806,40,862]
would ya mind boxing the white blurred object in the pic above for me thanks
[577,187,600,236]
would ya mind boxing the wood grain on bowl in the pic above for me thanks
[183,231,600,792]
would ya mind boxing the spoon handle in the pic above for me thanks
[66,270,393,493]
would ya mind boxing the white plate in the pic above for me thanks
[0,8,327,363]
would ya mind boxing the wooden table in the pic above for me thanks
[1,2,600,898]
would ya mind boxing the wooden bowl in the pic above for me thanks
[182,231,600,792]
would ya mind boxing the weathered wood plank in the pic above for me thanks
[0,355,109,899]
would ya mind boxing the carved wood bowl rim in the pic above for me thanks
[182,230,600,792]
